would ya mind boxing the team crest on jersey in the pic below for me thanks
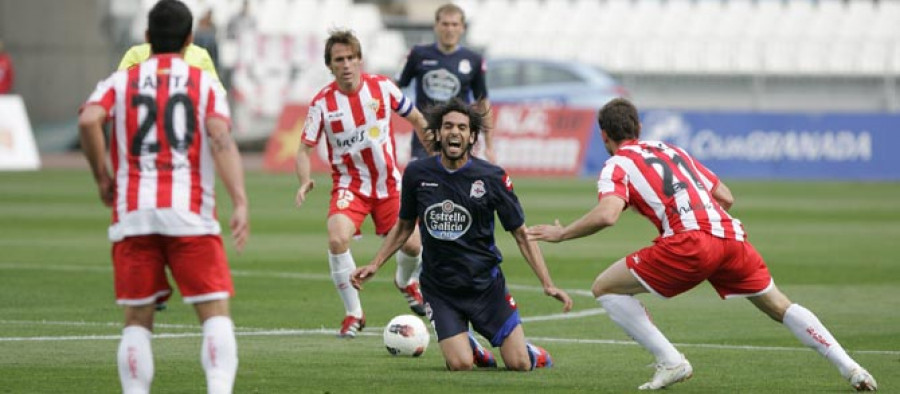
[469,180,486,199]
[367,100,380,113]
[458,59,472,74]
[423,199,472,241]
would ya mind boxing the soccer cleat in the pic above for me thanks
[396,280,426,317]
[638,356,693,390]
[849,368,877,391]
[526,343,553,369]
[469,333,497,368]
[337,315,366,338]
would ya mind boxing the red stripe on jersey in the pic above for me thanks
[342,152,362,192]
[325,90,343,133]
[188,66,204,214]
[620,147,683,232]
[367,78,386,119]
[155,56,173,208]
[125,65,142,214]
[381,142,397,193]
[348,88,365,128]
[360,146,378,198]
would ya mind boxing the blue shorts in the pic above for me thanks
[422,274,521,347]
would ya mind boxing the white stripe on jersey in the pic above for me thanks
[83,55,229,241]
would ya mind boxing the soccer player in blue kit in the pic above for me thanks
[352,99,572,371]
[397,3,495,163]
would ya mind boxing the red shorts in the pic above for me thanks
[328,187,399,236]
[111,234,234,306]
[626,231,773,299]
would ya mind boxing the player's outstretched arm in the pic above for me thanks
[711,181,734,211]
[405,107,434,155]
[527,195,626,243]
[511,225,573,312]
[294,143,316,208]
[78,105,114,207]
[207,117,249,253]
[351,218,416,290]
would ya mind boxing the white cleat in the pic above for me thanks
[638,356,693,390]
[849,369,877,391]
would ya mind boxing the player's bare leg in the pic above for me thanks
[750,286,877,391]
[440,332,475,371]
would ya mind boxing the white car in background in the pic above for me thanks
[486,58,628,108]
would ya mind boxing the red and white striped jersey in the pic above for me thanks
[301,73,414,199]
[83,54,231,241]
[598,140,746,241]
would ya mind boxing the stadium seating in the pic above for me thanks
[459,0,899,77]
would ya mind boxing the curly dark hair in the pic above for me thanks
[425,98,485,153]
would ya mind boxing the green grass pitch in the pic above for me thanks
[1,169,898,393]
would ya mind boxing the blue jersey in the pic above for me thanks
[400,156,524,294]
[397,44,488,158]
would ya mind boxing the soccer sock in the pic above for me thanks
[598,294,683,367]
[201,316,238,394]
[394,249,422,286]
[782,303,860,378]
[467,329,485,352]
[329,250,362,317]
[118,325,154,394]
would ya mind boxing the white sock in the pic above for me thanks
[201,316,238,394]
[598,294,682,367]
[118,325,153,394]
[329,250,362,317]
[394,249,422,286]
[782,304,860,378]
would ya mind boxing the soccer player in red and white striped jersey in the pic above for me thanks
[527,98,876,391]
[294,29,430,338]
[78,1,247,393]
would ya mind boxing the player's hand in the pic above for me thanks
[350,264,379,290]
[97,174,114,207]
[295,181,315,208]
[526,220,565,243]
[544,286,573,312]
[230,204,249,253]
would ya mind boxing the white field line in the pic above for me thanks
[2,263,897,356]
[0,319,896,356]
[0,262,596,297]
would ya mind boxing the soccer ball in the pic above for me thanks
[383,314,430,357]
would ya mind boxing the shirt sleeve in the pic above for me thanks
[205,72,231,125]
[386,80,413,117]
[399,165,418,221]
[493,169,525,231]
[597,158,630,204]
[396,48,418,88]
[470,55,488,101]
[300,103,324,146]
[82,73,118,114]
